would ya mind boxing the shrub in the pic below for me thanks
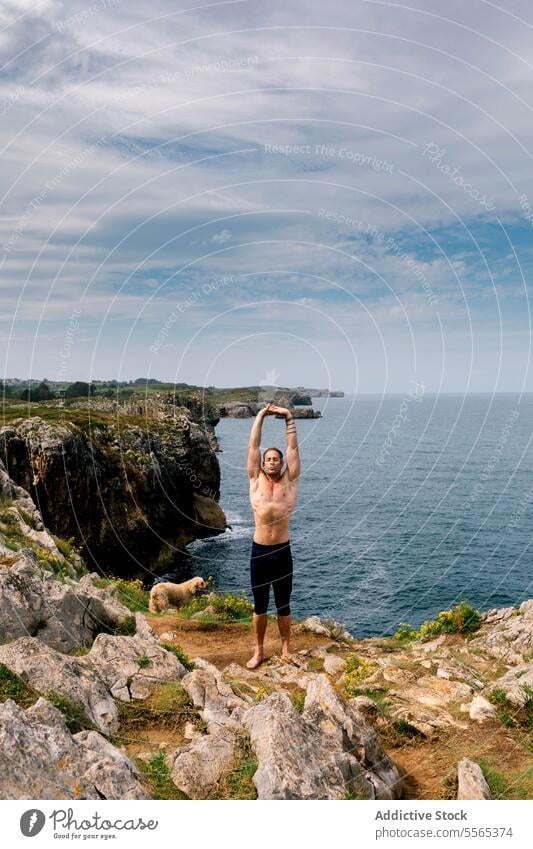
[210,591,253,621]
[394,622,417,642]
[179,591,253,622]
[112,578,150,613]
[342,654,374,697]
[394,600,482,643]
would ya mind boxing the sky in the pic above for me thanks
[1,0,533,393]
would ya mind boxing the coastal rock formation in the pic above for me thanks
[0,411,225,577]
[178,658,403,800]
[0,614,186,734]
[468,600,533,664]
[0,698,148,800]
[218,400,321,419]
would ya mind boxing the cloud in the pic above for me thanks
[211,228,232,243]
[1,0,532,390]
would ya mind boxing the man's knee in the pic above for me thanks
[276,605,291,617]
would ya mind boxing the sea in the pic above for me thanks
[185,393,533,638]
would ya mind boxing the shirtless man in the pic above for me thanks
[246,403,300,669]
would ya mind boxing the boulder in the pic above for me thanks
[457,758,491,800]
[165,728,239,798]
[0,698,149,799]
[84,613,187,701]
[323,654,347,676]
[0,559,133,653]
[182,659,248,732]
[459,695,497,722]
[303,675,404,799]
[302,616,354,641]
[488,663,533,706]
[0,637,118,734]
[242,690,374,800]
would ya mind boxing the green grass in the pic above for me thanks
[71,646,91,657]
[44,691,95,734]
[289,690,306,714]
[137,655,150,669]
[179,591,253,622]
[348,687,391,715]
[160,643,195,671]
[0,663,37,708]
[138,751,188,800]
[16,507,37,529]
[488,686,533,731]
[117,682,199,733]
[206,736,258,800]
[474,759,533,800]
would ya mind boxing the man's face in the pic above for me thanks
[264,451,282,475]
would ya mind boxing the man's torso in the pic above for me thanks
[249,469,298,544]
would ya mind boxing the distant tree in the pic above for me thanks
[0,382,12,397]
[20,381,55,402]
[64,381,91,399]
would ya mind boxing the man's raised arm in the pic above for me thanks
[267,405,301,481]
[247,405,270,479]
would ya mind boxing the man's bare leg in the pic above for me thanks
[277,614,292,658]
[247,612,268,669]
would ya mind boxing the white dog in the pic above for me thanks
[149,576,209,613]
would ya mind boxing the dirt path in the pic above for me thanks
[147,614,331,669]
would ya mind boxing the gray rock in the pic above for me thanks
[166,728,239,798]
[303,675,404,799]
[457,758,491,800]
[460,695,497,722]
[488,662,533,706]
[0,698,149,799]
[182,660,247,733]
[0,637,118,734]
[84,613,187,701]
[0,614,186,734]
[323,654,347,676]
[242,690,374,800]
[303,616,354,641]
[0,559,133,652]
[469,601,533,664]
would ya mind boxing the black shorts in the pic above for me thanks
[250,539,293,616]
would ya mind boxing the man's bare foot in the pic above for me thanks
[246,652,264,669]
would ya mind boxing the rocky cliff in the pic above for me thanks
[0,396,226,578]
[0,458,531,801]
